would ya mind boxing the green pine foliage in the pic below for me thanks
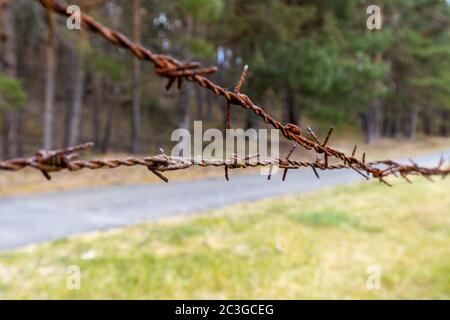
[0,72,26,111]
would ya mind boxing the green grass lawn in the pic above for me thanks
[0,177,449,299]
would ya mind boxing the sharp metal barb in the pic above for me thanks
[352,145,357,157]
[311,166,320,179]
[306,126,321,144]
[148,168,169,183]
[235,65,248,94]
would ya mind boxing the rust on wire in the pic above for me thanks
[235,65,249,94]
[1,0,447,186]
[0,142,448,183]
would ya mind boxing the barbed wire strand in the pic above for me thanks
[1,0,447,185]
[0,143,448,184]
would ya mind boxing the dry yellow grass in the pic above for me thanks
[1,136,449,196]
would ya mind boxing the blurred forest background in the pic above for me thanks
[0,0,449,159]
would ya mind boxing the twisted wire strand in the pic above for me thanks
[0,143,448,184]
[35,0,380,177]
[1,0,446,185]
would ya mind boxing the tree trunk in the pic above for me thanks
[404,105,419,140]
[245,113,259,130]
[131,0,142,153]
[206,71,220,119]
[43,10,56,149]
[65,42,85,147]
[92,73,102,151]
[194,84,204,120]
[1,0,19,158]
[439,110,449,137]
[100,103,114,154]
[421,107,433,136]
[100,85,118,153]
[283,87,299,125]
[365,99,382,144]
[205,89,214,118]
[382,113,393,137]
[177,84,191,130]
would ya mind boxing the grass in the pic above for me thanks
[0,177,449,299]
[1,136,449,197]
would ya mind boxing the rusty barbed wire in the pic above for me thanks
[1,0,446,185]
[0,142,342,182]
[366,157,450,185]
[36,0,378,175]
[0,143,448,184]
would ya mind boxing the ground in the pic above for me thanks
[0,176,448,299]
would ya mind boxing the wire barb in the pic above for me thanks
[281,145,296,181]
[0,142,448,183]
[235,65,249,94]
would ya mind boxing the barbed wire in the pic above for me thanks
[0,142,448,185]
[1,0,448,185]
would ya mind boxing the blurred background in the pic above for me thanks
[0,0,449,158]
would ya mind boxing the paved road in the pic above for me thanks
[0,149,448,250]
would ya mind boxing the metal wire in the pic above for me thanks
[1,0,448,185]
[0,142,448,184]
